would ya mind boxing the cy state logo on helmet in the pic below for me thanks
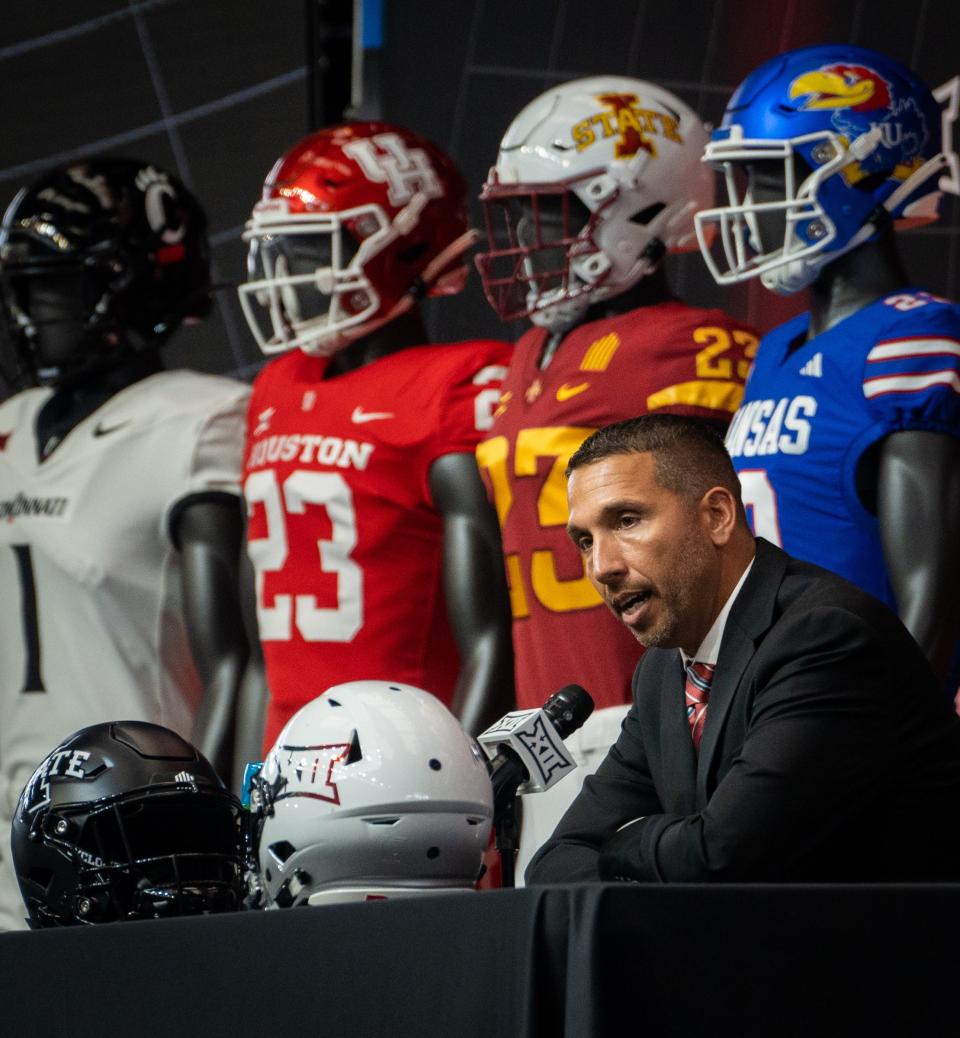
[476,75,713,330]
[570,90,685,159]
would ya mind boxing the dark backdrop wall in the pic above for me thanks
[381,0,960,345]
[1,0,958,386]
[0,0,313,391]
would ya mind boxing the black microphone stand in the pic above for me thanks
[491,752,526,889]
[483,685,595,889]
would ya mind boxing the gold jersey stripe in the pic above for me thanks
[646,379,745,414]
[580,333,620,371]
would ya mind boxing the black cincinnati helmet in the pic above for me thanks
[0,156,211,386]
[11,721,245,928]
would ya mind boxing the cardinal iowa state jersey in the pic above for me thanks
[245,340,510,750]
[477,301,757,710]
[0,371,249,788]
[727,289,960,608]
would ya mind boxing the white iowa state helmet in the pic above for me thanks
[250,681,493,906]
[476,75,714,330]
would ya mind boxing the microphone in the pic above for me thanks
[477,684,595,806]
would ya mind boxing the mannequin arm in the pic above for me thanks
[175,498,249,783]
[877,430,960,684]
[232,549,269,791]
[428,452,515,736]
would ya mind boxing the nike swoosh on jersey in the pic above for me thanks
[556,382,590,401]
[93,420,131,437]
[351,406,395,423]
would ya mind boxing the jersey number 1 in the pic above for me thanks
[12,544,45,692]
[245,470,363,642]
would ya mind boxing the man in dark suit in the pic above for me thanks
[527,413,960,884]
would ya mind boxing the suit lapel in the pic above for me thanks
[695,539,789,802]
[695,618,753,804]
[655,652,698,815]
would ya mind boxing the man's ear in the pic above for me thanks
[700,485,738,545]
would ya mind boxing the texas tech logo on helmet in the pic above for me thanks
[342,133,444,205]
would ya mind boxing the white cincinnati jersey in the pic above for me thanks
[0,369,249,794]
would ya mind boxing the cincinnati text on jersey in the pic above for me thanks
[247,433,374,470]
[726,396,817,458]
[0,492,69,521]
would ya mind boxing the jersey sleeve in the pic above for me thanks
[643,310,760,421]
[423,343,510,463]
[862,295,960,437]
[166,380,251,543]
[418,341,509,504]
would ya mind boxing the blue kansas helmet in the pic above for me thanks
[695,44,960,293]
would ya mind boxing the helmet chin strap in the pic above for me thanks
[530,295,591,332]
[759,218,878,294]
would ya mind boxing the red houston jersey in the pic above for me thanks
[477,301,758,710]
[245,340,510,750]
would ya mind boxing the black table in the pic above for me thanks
[1,884,958,1037]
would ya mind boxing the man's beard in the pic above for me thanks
[631,531,712,649]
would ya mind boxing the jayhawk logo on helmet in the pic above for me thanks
[694,44,959,294]
[789,62,930,180]
[790,64,892,112]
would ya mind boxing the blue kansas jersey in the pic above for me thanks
[726,289,960,608]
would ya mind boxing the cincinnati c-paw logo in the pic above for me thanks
[572,93,683,158]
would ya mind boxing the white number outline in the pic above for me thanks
[473,365,508,431]
[737,468,783,547]
[245,469,363,643]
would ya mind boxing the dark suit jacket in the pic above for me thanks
[527,538,960,884]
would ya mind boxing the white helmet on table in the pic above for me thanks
[250,680,493,907]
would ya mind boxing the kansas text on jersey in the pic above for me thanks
[728,289,960,607]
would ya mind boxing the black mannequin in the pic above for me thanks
[27,318,250,782]
[234,307,514,775]
[750,160,960,684]
[806,230,960,683]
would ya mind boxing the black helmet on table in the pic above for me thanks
[11,720,244,927]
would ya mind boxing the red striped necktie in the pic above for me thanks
[684,661,716,751]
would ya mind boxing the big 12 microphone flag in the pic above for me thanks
[478,684,595,796]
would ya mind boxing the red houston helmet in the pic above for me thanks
[239,122,476,357]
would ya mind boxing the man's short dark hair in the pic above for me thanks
[567,414,744,507]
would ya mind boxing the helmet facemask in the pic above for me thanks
[694,128,889,293]
[239,180,475,359]
[477,169,674,331]
[0,159,212,387]
[238,199,384,357]
[21,785,244,926]
[0,252,130,386]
